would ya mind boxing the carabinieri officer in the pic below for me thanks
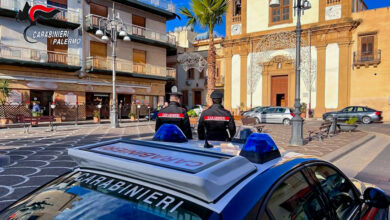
[155,87,192,139]
[198,91,236,141]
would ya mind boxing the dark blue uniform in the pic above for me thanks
[197,104,236,141]
[155,102,192,139]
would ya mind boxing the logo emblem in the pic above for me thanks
[16,2,60,43]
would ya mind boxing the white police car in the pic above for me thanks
[1,125,389,220]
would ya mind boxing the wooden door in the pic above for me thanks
[194,91,202,105]
[271,75,288,107]
[90,41,107,69]
[132,15,146,36]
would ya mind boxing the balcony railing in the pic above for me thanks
[86,56,176,79]
[327,0,341,5]
[0,44,81,66]
[0,0,80,24]
[134,0,175,13]
[85,14,176,46]
[353,50,381,68]
[232,15,241,23]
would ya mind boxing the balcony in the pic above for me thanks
[353,50,381,68]
[0,0,80,29]
[85,14,176,49]
[0,44,81,71]
[111,0,176,20]
[86,56,176,80]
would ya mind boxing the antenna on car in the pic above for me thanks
[203,127,213,148]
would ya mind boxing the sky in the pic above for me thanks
[166,0,390,37]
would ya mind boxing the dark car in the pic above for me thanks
[1,131,389,219]
[323,106,382,124]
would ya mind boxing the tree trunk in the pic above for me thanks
[206,31,216,106]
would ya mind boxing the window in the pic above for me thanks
[355,107,366,112]
[199,70,205,79]
[275,108,286,113]
[264,108,276,113]
[133,49,146,73]
[270,0,291,26]
[266,171,330,219]
[342,107,354,113]
[187,69,195,80]
[233,0,241,16]
[47,37,68,64]
[182,90,188,106]
[90,41,107,57]
[90,3,108,17]
[360,35,375,61]
[309,166,360,219]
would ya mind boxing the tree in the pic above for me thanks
[180,0,228,106]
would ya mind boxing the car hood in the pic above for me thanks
[324,111,338,115]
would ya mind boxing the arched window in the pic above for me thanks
[233,0,241,16]
[269,0,291,26]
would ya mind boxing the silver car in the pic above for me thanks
[256,107,294,125]
[244,106,270,121]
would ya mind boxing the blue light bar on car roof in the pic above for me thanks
[239,133,281,164]
[153,124,188,143]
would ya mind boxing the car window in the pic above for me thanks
[342,107,354,113]
[275,108,286,113]
[0,172,214,220]
[309,166,360,219]
[266,171,330,220]
[265,108,276,113]
[355,107,365,112]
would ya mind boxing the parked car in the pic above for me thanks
[192,104,206,116]
[257,107,294,125]
[241,106,261,116]
[323,106,382,124]
[242,106,270,118]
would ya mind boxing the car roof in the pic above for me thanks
[68,139,318,214]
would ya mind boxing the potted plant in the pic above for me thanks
[93,110,100,123]
[338,117,358,132]
[129,112,136,121]
[301,103,307,118]
[0,80,10,127]
[187,109,198,125]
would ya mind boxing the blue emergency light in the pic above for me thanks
[153,124,188,143]
[239,133,281,164]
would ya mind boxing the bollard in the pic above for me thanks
[330,116,338,135]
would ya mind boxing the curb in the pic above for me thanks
[0,154,10,167]
[321,133,376,162]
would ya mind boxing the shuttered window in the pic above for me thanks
[90,41,107,57]
[361,35,374,56]
[132,15,146,27]
[270,0,291,25]
[133,49,146,73]
[90,3,108,17]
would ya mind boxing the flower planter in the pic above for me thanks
[0,118,8,127]
[189,117,198,125]
[93,117,100,123]
[130,116,135,121]
[338,123,358,132]
[234,115,243,121]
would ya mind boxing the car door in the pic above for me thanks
[259,169,331,219]
[262,108,276,123]
[339,107,355,121]
[354,107,366,121]
[273,108,286,123]
[307,164,363,219]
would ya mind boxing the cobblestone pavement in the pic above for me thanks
[0,120,369,211]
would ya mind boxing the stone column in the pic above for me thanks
[240,52,248,109]
[315,45,327,117]
[224,49,233,110]
[338,42,352,109]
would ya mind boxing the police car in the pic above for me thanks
[1,125,389,220]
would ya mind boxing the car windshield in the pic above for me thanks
[0,171,214,220]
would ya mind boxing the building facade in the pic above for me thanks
[170,27,225,109]
[223,0,390,121]
[0,0,176,122]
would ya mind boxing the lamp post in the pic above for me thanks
[94,3,131,128]
[270,0,311,146]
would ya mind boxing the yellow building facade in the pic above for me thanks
[223,0,390,121]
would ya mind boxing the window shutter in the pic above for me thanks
[90,3,108,17]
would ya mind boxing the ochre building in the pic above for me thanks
[223,0,390,121]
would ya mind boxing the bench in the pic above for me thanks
[308,121,333,142]
[241,117,264,133]
[17,115,56,133]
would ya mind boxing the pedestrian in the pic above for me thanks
[198,91,236,141]
[155,87,192,139]
[32,101,41,114]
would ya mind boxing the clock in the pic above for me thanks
[231,24,242,36]
[325,5,342,21]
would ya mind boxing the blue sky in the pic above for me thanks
[167,0,390,37]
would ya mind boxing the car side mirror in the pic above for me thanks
[363,187,390,208]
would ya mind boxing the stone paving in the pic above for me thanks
[0,120,369,211]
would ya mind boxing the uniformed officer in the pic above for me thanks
[198,91,236,141]
[155,87,192,139]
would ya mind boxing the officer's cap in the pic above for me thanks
[210,91,223,99]
[169,86,182,96]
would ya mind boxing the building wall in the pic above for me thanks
[351,8,390,121]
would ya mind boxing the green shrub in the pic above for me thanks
[345,117,358,125]
[128,112,135,118]
[93,110,100,118]
[187,109,197,117]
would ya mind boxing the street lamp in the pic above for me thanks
[94,3,131,128]
[270,0,311,146]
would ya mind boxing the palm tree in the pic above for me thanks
[180,0,228,106]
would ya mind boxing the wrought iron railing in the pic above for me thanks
[0,44,81,66]
[0,0,81,24]
[85,14,176,46]
[353,49,381,66]
[86,56,176,79]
